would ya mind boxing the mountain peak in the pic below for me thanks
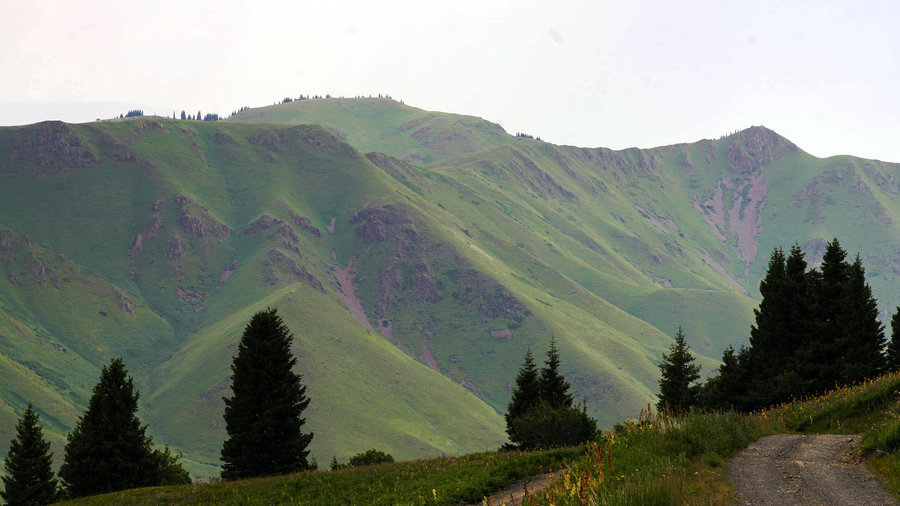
[719,126,799,174]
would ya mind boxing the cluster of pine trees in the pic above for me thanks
[2,308,314,503]
[656,239,900,414]
[505,339,597,449]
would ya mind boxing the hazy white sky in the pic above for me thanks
[2,0,899,161]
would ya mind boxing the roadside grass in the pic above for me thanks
[756,370,900,435]
[526,408,756,505]
[56,446,584,505]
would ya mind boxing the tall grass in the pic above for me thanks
[526,407,757,505]
[755,369,900,435]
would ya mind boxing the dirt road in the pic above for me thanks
[730,434,897,505]
[468,470,566,506]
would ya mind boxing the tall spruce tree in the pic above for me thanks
[2,404,59,505]
[838,255,886,382]
[701,346,751,412]
[505,348,541,444]
[803,238,850,393]
[657,327,701,413]
[746,247,788,407]
[887,308,900,372]
[539,338,573,408]
[59,358,189,498]
[221,308,313,480]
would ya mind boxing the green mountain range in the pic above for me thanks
[1,98,898,478]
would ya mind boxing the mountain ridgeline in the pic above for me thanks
[1,98,899,478]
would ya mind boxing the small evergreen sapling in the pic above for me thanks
[1,404,59,505]
[657,327,701,413]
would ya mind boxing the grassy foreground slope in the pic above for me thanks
[53,371,900,505]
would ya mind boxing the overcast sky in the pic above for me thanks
[2,0,899,161]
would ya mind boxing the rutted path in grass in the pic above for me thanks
[469,469,566,506]
[730,434,897,505]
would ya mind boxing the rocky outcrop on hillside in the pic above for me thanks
[261,249,326,293]
[175,195,231,240]
[726,126,798,175]
[6,121,97,173]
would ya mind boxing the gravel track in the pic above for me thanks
[730,434,897,505]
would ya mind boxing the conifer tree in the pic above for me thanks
[803,238,849,393]
[505,348,541,443]
[2,404,59,505]
[60,358,189,498]
[746,247,788,406]
[657,327,701,413]
[539,338,573,408]
[701,346,750,412]
[838,255,886,382]
[221,308,313,480]
[887,308,900,372]
[506,343,595,449]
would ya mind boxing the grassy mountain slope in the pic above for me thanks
[0,119,509,477]
[2,99,900,481]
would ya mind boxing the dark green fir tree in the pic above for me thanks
[802,238,850,394]
[505,348,541,444]
[221,308,314,480]
[657,327,701,413]
[539,337,573,408]
[60,358,189,498]
[506,342,596,449]
[701,345,750,412]
[2,404,59,505]
[838,255,886,382]
[886,307,900,372]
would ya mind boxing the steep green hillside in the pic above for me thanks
[2,99,899,481]
[0,119,509,477]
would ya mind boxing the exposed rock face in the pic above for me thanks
[214,131,238,145]
[241,215,284,236]
[7,121,97,173]
[144,216,162,238]
[129,234,144,254]
[451,269,528,321]
[351,205,418,244]
[726,126,798,175]
[166,236,184,260]
[0,229,60,288]
[261,249,326,293]
[175,195,230,239]
[287,211,322,238]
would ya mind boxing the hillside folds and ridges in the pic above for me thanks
[0,99,899,479]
